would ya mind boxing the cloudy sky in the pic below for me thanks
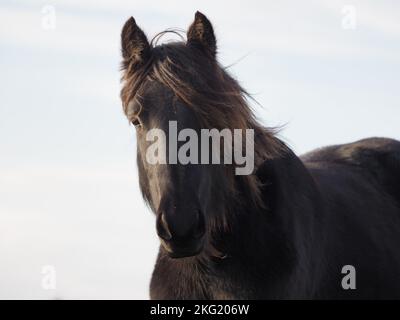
[1,0,399,299]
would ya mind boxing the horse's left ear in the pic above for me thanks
[187,11,216,57]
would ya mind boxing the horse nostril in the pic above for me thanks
[156,212,172,241]
[156,209,205,242]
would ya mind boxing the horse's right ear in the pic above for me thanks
[121,17,150,66]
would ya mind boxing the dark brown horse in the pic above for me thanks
[120,12,400,299]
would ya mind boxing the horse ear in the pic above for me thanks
[121,17,150,66]
[187,11,216,57]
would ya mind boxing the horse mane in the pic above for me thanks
[120,33,287,209]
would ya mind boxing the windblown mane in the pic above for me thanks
[121,34,287,208]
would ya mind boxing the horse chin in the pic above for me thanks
[167,248,203,259]
[161,238,205,259]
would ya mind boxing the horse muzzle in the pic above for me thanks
[156,210,206,258]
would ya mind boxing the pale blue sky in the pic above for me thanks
[1,0,399,299]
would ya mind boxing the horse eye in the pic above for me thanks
[131,117,142,128]
[131,118,141,127]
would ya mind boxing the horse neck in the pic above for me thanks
[221,145,321,262]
